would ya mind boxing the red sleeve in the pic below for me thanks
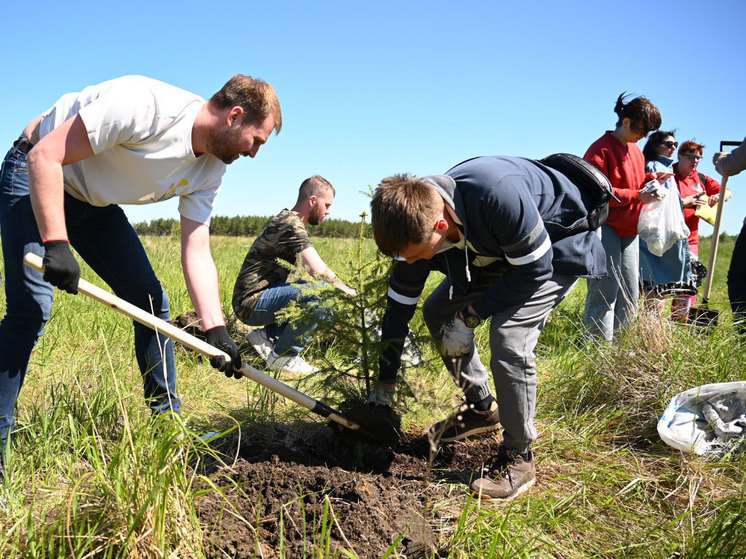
[585,139,648,207]
[612,187,639,207]
[584,143,630,206]
[704,175,722,196]
[609,167,650,207]
[584,143,608,175]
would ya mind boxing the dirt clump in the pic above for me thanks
[196,422,499,558]
[172,311,205,339]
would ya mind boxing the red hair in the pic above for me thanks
[678,140,705,156]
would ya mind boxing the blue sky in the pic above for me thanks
[2,0,746,233]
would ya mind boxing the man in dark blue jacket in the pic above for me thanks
[369,156,606,500]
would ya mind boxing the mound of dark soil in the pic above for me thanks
[196,422,499,558]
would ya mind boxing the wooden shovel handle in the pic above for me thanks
[23,253,360,430]
[704,141,742,300]
[701,175,729,303]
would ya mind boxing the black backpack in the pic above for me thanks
[446,154,616,236]
[534,153,618,232]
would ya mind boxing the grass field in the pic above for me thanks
[0,232,744,558]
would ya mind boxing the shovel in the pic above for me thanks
[24,253,398,444]
[688,141,741,327]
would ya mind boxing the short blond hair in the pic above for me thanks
[370,174,443,257]
[211,74,282,134]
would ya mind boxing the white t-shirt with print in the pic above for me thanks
[38,75,226,224]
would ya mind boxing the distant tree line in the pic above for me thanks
[132,215,371,238]
[699,232,736,242]
[132,216,738,243]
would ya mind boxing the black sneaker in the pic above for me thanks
[429,400,500,443]
[471,445,535,500]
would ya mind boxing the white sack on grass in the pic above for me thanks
[657,381,746,455]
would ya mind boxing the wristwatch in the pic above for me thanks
[460,307,482,328]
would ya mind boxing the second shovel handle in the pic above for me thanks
[720,140,742,151]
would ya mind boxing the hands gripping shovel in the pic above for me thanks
[24,253,400,446]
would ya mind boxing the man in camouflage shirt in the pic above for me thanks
[232,176,356,374]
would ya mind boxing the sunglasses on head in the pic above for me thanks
[661,141,678,148]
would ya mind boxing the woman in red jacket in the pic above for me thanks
[674,140,731,258]
[583,93,664,341]
[672,141,731,317]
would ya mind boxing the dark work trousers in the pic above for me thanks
[727,218,746,335]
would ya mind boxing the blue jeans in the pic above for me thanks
[244,282,326,356]
[0,144,180,457]
[584,225,640,341]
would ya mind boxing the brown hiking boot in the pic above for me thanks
[471,445,536,500]
[429,400,500,443]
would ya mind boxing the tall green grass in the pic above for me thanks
[0,234,744,557]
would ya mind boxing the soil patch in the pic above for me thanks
[196,421,500,558]
[175,310,499,556]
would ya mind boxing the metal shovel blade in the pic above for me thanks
[688,305,719,328]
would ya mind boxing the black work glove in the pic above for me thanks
[204,325,242,379]
[42,240,80,294]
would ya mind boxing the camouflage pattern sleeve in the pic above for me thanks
[232,210,312,321]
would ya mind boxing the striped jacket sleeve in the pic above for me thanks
[378,260,430,382]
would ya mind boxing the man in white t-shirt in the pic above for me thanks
[0,74,282,459]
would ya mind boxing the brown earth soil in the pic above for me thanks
[172,313,499,557]
[196,420,500,559]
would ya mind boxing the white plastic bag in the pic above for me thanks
[640,178,668,200]
[657,381,746,455]
[637,183,690,257]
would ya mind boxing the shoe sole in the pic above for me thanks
[246,333,273,360]
[472,477,535,501]
[438,422,501,443]
[251,345,272,360]
[267,361,318,376]
[275,368,318,376]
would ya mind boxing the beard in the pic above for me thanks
[206,127,242,164]
[308,205,326,226]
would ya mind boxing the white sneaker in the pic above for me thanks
[266,350,319,374]
[246,329,274,360]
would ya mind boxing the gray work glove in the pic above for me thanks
[439,314,475,357]
[368,382,396,407]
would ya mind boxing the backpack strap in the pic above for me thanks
[530,153,616,232]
